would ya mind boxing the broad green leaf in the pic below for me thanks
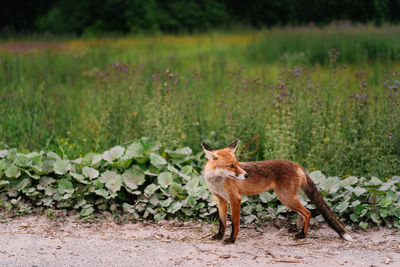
[91,154,103,165]
[70,172,88,184]
[94,188,109,198]
[168,202,182,213]
[0,180,9,188]
[122,203,136,214]
[14,154,30,167]
[161,198,173,207]
[342,176,358,186]
[17,178,31,190]
[100,171,122,194]
[124,142,144,159]
[366,177,383,186]
[122,168,145,190]
[370,213,381,224]
[259,192,275,203]
[158,172,173,187]
[5,165,21,178]
[144,184,158,196]
[165,147,192,158]
[379,196,392,207]
[309,170,325,184]
[335,201,349,213]
[80,206,94,217]
[154,212,166,222]
[0,150,8,158]
[47,151,61,161]
[103,146,125,162]
[150,153,167,168]
[58,179,74,194]
[82,167,99,179]
[0,159,8,171]
[53,160,71,175]
[359,221,368,229]
[319,176,341,194]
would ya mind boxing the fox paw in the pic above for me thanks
[212,233,223,240]
[295,231,306,239]
[223,238,235,244]
[288,224,298,233]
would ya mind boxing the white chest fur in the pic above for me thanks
[204,172,229,200]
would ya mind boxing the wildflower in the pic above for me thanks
[67,131,70,135]
[162,152,167,158]
[83,138,87,142]
[60,138,63,143]
[79,154,82,158]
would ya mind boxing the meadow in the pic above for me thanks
[1,24,400,178]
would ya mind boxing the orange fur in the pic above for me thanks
[202,141,351,244]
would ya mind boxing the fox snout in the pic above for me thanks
[236,172,249,180]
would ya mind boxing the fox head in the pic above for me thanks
[201,140,248,181]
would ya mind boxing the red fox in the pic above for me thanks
[201,140,353,244]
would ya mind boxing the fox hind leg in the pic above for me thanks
[276,192,311,239]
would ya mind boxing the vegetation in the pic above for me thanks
[2,0,400,35]
[1,139,399,229]
[1,26,400,177]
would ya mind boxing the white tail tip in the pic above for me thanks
[342,233,353,242]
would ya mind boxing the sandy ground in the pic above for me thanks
[0,215,399,267]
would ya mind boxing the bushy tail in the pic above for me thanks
[303,174,353,241]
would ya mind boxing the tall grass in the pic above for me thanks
[1,25,400,177]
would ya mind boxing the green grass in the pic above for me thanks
[1,25,400,177]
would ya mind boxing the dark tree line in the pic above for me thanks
[2,0,400,35]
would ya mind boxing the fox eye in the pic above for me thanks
[229,165,234,169]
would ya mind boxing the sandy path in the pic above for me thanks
[0,215,399,266]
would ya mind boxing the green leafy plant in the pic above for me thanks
[1,140,399,229]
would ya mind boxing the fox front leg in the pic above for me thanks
[212,195,228,240]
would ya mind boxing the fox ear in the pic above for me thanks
[201,142,218,160]
[227,140,239,152]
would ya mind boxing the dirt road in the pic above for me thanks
[0,215,399,266]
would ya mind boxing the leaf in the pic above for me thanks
[5,165,21,178]
[154,211,167,222]
[144,184,158,196]
[259,192,275,203]
[359,221,368,229]
[309,170,325,184]
[80,206,94,217]
[379,196,392,208]
[0,159,8,171]
[370,213,381,224]
[94,188,109,198]
[53,160,71,175]
[124,142,144,159]
[47,151,61,160]
[158,172,173,188]
[0,150,8,158]
[122,203,136,214]
[168,202,182,213]
[150,153,167,168]
[122,168,145,190]
[335,201,349,213]
[319,176,341,194]
[58,179,74,194]
[102,146,125,162]
[100,171,122,194]
[70,172,88,184]
[14,154,30,167]
[342,176,358,186]
[164,147,192,158]
[0,180,9,188]
[91,154,103,165]
[366,177,383,186]
[82,167,99,179]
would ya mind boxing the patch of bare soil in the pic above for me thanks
[0,215,399,266]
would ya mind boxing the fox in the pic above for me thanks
[201,140,353,244]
